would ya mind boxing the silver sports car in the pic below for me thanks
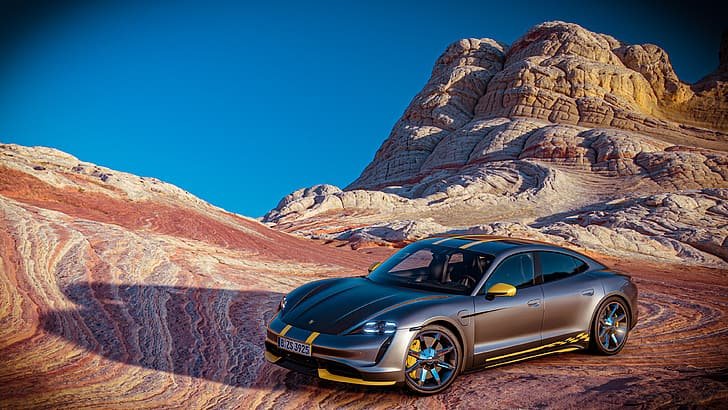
[265,236,638,394]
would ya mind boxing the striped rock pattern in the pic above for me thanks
[1,145,727,407]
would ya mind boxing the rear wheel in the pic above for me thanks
[590,297,630,355]
[404,325,461,394]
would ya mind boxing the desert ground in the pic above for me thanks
[0,186,726,408]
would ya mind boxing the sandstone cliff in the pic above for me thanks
[265,21,728,267]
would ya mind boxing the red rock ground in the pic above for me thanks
[1,168,727,408]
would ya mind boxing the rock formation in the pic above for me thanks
[265,21,728,267]
[0,142,388,407]
[2,143,727,408]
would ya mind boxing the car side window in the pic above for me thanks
[538,252,588,283]
[483,253,534,292]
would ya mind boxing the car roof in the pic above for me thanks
[420,234,578,256]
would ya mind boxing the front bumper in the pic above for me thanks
[264,314,414,386]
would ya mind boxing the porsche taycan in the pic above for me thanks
[264,236,638,394]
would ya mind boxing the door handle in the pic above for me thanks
[581,288,594,296]
[527,299,541,307]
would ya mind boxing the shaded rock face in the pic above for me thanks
[265,21,728,267]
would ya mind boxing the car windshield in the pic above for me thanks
[368,242,494,294]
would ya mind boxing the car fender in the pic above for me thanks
[589,271,638,323]
[397,309,471,371]
[422,315,471,370]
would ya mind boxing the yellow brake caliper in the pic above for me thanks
[407,339,420,378]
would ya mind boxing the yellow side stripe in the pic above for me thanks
[485,333,588,362]
[317,369,396,386]
[305,332,321,344]
[486,342,559,362]
[280,324,292,337]
[485,347,580,369]
[264,351,281,363]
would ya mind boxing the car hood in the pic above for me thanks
[279,277,443,334]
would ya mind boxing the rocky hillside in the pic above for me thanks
[2,143,727,408]
[264,21,728,267]
[0,143,388,407]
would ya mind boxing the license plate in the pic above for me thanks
[278,336,311,356]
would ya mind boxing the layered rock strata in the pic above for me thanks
[265,21,728,267]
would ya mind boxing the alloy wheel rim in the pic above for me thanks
[597,301,628,351]
[405,330,457,390]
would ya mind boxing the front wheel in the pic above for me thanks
[404,325,461,394]
[590,297,631,355]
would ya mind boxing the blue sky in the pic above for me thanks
[1,0,724,216]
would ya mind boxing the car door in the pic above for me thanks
[537,251,604,342]
[472,252,543,367]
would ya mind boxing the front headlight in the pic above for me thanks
[278,295,287,312]
[362,321,397,335]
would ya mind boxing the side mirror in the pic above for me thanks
[486,283,517,297]
[368,261,381,273]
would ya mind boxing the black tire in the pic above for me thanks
[590,296,631,355]
[404,325,461,394]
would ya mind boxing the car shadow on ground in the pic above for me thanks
[41,281,403,395]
